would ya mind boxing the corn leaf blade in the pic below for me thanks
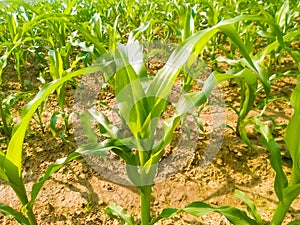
[152,202,259,225]
[105,202,136,225]
[5,65,101,176]
[235,190,263,224]
[28,152,81,210]
[252,117,288,200]
[0,204,29,225]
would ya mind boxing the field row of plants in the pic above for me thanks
[0,0,299,224]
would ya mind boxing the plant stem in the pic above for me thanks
[271,170,300,225]
[0,93,11,136]
[140,185,152,225]
[35,108,45,134]
[271,199,291,225]
[26,209,38,225]
[12,186,37,225]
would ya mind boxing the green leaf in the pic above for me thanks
[77,138,136,165]
[150,208,177,224]
[118,40,147,78]
[88,108,122,139]
[50,111,60,136]
[181,201,217,216]
[78,110,99,144]
[275,0,289,28]
[235,190,263,224]
[148,15,275,115]
[182,4,194,41]
[2,157,28,206]
[105,202,136,225]
[287,221,300,225]
[0,204,29,225]
[216,26,269,95]
[237,69,258,121]
[212,206,260,225]
[63,0,76,15]
[152,201,259,225]
[6,12,18,41]
[252,117,288,200]
[218,25,255,70]
[257,30,300,62]
[90,13,103,41]
[0,151,9,182]
[285,82,300,182]
[144,116,181,168]
[113,43,148,138]
[28,152,81,210]
[6,65,101,177]
[286,84,300,150]
[49,49,64,80]
[147,30,211,101]
[182,202,259,225]
[0,37,45,81]
[283,183,300,204]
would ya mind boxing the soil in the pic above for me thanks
[0,58,299,225]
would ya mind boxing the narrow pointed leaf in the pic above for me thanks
[88,108,122,139]
[28,152,81,209]
[150,208,177,224]
[235,190,263,224]
[6,65,101,176]
[152,202,259,225]
[105,202,136,225]
[181,202,259,225]
[0,204,29,225]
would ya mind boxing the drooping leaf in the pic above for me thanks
[105,202,136,225]
[152,201,259,225]
[77,137,136,165]
[28,152,81,210]
[6,65,101,177]
[128,21,150,43]
[235,190,263,224]
[78,109,99,144]
[150,208,178,224]
[0,204,29,225]
[182,202,259,225]
[88,108,122,139]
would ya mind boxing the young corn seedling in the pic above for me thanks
[75,15,278,224]
[76,41,253,225]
